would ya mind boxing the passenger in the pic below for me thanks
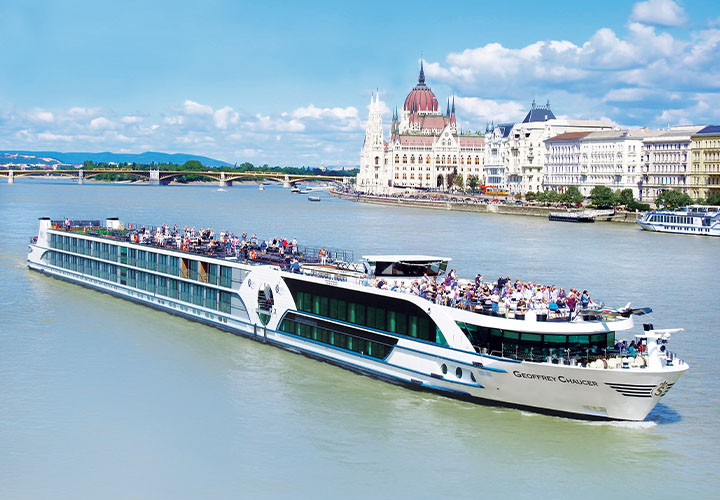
[490,289,500,314]
[628,341,637,358]
[581,290,590,309]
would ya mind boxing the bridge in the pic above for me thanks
[0,168,351,187]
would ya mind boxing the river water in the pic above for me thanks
[1,179,718,499]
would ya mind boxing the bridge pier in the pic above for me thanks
[149,169,160,186]
[8,170,13,184]
[77,169,84,185]
[219,172,232,187]
[283,174,291,188]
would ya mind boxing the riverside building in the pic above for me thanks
[543,132,592,194]
[639,126,704,201]
[493,101,612,196]
[356,63,484,194]
[544,129,663,198]
[689,125,720,200]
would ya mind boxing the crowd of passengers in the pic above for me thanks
[127,223,305,262]
[361,271,599,319]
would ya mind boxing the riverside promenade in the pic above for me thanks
[332,191,640,224]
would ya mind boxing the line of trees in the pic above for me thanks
[81,160,358,183]
[525,186,585,205]
[527,185,719,211]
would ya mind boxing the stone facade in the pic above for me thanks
[490,102,612,195]
[640,126,703,201]
[690,126,720,200]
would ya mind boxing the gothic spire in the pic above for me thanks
[451,96,455,114]
[419,59,425,85]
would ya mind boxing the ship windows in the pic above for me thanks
[456,367,463,378]
[457,322,614,359]
[441,363,448,375]
[279,313,395,360]
[286,278,447,346]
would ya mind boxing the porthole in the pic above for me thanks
[441,364,447,375]
[471,372,477,383]
[456,367,463,379]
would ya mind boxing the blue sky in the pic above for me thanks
[0,0,718,166]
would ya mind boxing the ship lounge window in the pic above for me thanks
[279,313,396,360]
[456,367,462,378]
[287,278,447,346]
[456,322,614,360]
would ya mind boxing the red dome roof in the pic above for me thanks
[404,84,438,113]
[403,63,438,113]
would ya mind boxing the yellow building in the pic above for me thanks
[690,126,720,199]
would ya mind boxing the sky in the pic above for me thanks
[0,0,718,166]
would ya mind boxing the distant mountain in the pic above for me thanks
[0,150,232,167]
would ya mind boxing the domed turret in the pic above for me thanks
[403,61,439,113]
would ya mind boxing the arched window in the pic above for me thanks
[395,155,399,164]
[374,156,379,165]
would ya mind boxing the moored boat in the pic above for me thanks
[637,205,720,236]
[27,217,689,421]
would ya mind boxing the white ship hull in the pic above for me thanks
[27,218,689,421]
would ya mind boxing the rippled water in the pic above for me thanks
[1,179,718,499]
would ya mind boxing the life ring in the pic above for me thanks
[133,234,139,243]
[182,244,188,252]
[250,250,257,260]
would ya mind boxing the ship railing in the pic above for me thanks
[486,345,647,367]
[51,220,101,228]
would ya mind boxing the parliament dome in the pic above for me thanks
[403,63,439,113]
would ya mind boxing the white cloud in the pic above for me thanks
[425,8,720,129]
[631,0,687,27]
[37,132,73,141]
[67,106,100,117]
[251,113,305,132]
[291,105,358,121]
[213,106,239,129]
[27,110,54,123]
[183,99,213,115]
[455,97,525,123]
[89,117,116,130]
[122,115,143,124]
[164,115,185,125]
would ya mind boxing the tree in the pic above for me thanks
[561,186,584,205]
[617,188,634,207]
[704,192,720,205]
[590,186,616,208]
[454,174,465,190]
[525,191,537,201]
[466,175,479,192]
[655,189,692,209]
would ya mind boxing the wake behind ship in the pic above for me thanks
[27,217,689,421]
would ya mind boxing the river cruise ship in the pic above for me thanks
[637,205,720,236]
[27,217,689,421]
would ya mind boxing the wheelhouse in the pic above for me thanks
[362,255,450,277]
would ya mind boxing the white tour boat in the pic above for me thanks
[637,205,720,236]
[27,217,689,421]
